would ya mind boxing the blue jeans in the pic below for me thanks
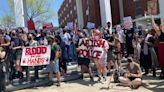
[65,45,71,62]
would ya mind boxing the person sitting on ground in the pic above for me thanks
[119,57,142,89]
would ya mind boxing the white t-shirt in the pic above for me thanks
[118,30,125,43]
[64,32,71,45]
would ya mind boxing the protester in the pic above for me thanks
[151,16,164,79]
[76,31,94,81]
[124,28,134,57]
[27,33,40,82]
[10,30,24,82]
[63,28,72,63]
[93,29,109,82]
[0,46,6,92]
[47,36,61,86]
[119,57,142,89]
[116,25,125,57]
[140,29,152,75]
[113,30,121,71]
[132,32,141,63]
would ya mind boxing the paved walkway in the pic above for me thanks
[14,75,164,92]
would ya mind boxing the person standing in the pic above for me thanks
[0,47,6,92]
[47,36,61,86]
[63,29,71,63]
[93,29,109,82]
[76,32,94,81]
[124,28,134,57]
[151,16,164,78]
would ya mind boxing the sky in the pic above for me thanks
[0,0,63,27]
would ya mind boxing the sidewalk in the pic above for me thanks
[6,64,80,92]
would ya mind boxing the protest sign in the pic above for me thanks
[43,22,54,31]
[123,16,133,30]
[91,39,107,59]
[21,45,51,66]
[147,0,158,15]
[67,22,73,30]
[87,22,95,29]
[78,38,90,58]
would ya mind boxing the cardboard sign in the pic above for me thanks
[21,45,51,66]
[147,0,158,15]
[78,38,90,58]
[123,16,133,30]
[87,22,95,29]
[77,38,108,59]
[91,39,106,59]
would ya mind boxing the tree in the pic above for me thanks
[0,15,15,28]
[8,0,55,28]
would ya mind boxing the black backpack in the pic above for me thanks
[113,68,125,83]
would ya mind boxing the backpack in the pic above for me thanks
[113,68,125,83]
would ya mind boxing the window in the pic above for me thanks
[135,0,142,16]
[66,3,68,8]
[74,6,76,11]
[67,14,69,18]
[70,10,72,15]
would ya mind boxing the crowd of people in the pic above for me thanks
[0,15,164,92]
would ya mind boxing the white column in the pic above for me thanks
[119,0,124,23]
[99,0,112,28]
[76,0,84,29]
[159,0,164,24]
[14,0,27,27]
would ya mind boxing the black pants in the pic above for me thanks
[0,64,5,92]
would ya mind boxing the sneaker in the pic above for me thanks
[56,81,60,87]
[97,77,101,82]
[47,81,54,86]
[79,75,83,79]
[90,77,94,82]
[103,76,107,82]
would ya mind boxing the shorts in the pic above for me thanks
[78,58,90,66]
[128,77,137,81]
[13,52,22,61]
[107,50,114,62]
[47,59,59,73]
[94,58,107,66]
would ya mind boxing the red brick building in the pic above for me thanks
[58,0,160,28]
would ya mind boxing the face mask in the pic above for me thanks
[28,38,32,41]
[95,36,99,40]
[12,33,16,36]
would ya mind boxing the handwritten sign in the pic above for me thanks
[77,38,108,59]
[78,38,90,58]
[21,45,51,66]
[123,16,133,30]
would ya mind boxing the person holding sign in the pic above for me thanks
[93,29,109,82]
[76,31,94,81]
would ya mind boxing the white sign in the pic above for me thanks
[67,22,73,30]
[123,16,133,30]
[87,22,95,29]
[21,45,51,66]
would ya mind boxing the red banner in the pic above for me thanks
[43,22,54,30]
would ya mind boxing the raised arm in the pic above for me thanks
[151,16,161,36]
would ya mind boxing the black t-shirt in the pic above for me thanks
[125,28,134,43]
[159,32,164,42]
